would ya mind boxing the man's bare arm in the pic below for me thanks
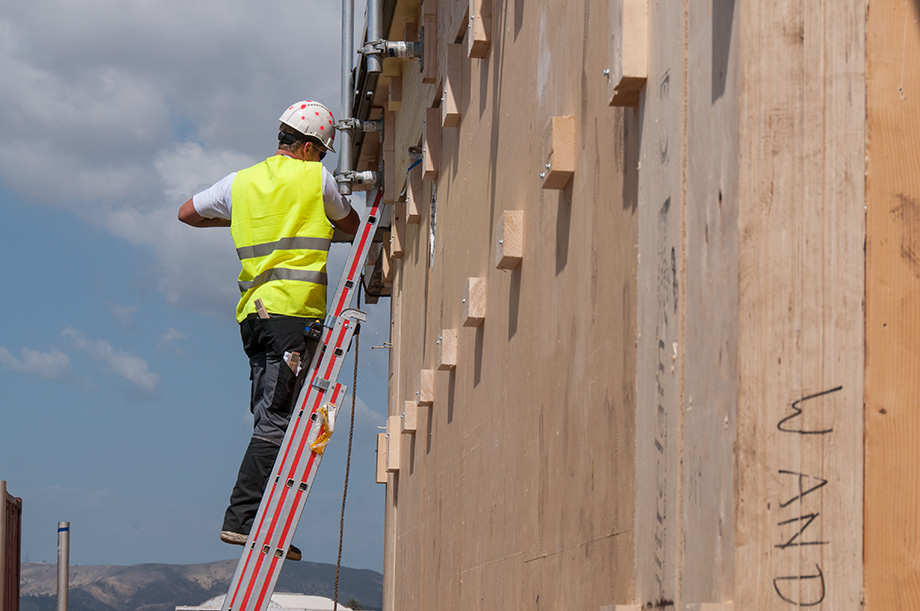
[178,198,231,227]
[330,208,360,235]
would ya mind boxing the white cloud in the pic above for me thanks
[110,303,138,325]
[62,327,159,393]
[0,346,71,380]
[157,328,188,354]
[0,0,345,318]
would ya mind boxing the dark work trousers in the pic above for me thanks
[222,314,320,535]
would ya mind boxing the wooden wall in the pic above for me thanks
[865,0,920,608]
[366,0,920,608]
[379,0,638,608]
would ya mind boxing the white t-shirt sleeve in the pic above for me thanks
[191,172,235,220]
[322,167,353,221]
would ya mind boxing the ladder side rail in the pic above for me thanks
[248,381,350,611]
[225,317,355,611]
[243,319,359,610]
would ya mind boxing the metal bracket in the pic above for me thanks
[335,170,381,192]
[336,118,383,133]
[359,39,423,60]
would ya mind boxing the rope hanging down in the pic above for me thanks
[334,278,361,610]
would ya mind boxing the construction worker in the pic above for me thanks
[178,100,360,561]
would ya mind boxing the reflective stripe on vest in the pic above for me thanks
[230,156,334,322]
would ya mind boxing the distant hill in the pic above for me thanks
[19,559,382,611]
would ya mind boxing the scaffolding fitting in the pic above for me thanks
[335,170,382,192]
[336,118,384,133]
[359,39,423,62]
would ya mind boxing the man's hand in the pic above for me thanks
[178,198,231,227]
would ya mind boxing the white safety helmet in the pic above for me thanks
[279,100,336,153]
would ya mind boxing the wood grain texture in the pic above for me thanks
[462,277,486,327]
[608,0,648,107]
[541,116,575,190]
[442,44,462,127]
[736,0,865,608]
[865,1,920,608]
[467,0,491,58]
[495,210,523,270]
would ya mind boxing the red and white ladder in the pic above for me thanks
[221,188,384,611]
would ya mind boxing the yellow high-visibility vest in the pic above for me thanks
[230,156,334,322]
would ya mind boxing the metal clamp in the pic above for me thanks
[359,39,423,60]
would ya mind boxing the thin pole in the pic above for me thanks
[336,0,355,194]
[367,0,383,74]
[0,480,6,611]
[57,522,69,611]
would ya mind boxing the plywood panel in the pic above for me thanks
[681,0,738,605]
[634,0,684,606]
[865,1,920,608]
[382,0,636,609]
[735,0,865,608]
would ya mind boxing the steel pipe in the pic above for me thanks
[336,0,355,195]
[57,522,69,611]
[366,0,383,74]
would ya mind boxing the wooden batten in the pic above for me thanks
[442,44,462,127]
[467,0,492,58]
[375,432,387,484]
[388,75,403,111]
[391,200,406,258]
[401,400,418,434]
[384,149,396,203]
[382,233,396,284]
[437,329,457,371]
[495,210,524,270]
[462,277,486,327]
[423,107,441,180]
[418,369,435,406]
[386,415,401,472]
[422,12,438,84]
[608,0,648,107]
[541,116,576,190]
[406,163,423,223]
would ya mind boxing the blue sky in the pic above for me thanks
[0,0,389,572]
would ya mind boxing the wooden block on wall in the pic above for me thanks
[386,415,401,472]
[418,369,435,406]
[468,0,492,58]
[442,44,462,127]
[599,606,640,611]
[376,432,387,483]
[462,277,486,327]
[423,107,440,180]
[388,75,403,111]
[438,329,457,371]
[495,210,524,270]
[384,149,396,203]
[391,200,406,258]
[541,115,576,190]
[401,400,418,434]
[609,0,648,106]
[407,164,423,223]
[382,233,395,284]
[404,20,418,42]
[422,13,438,84]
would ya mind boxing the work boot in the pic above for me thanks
[220,530,302,561]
